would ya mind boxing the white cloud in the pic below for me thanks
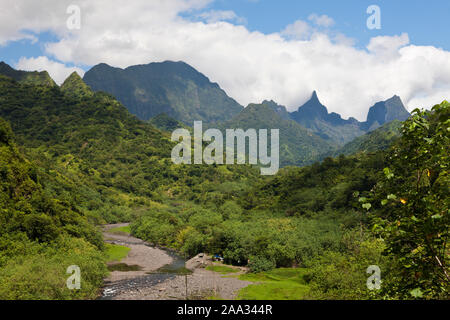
[367,33,410,60]
[15,56,85,85]
[197,10,246,24]
[281,20,311,40]
[2,0,450,120]
[308,14,334,28]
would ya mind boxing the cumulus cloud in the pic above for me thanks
[367,33,410,60]
[197,10,246,24]
[281,20,311,40]
[1,0,450,120]
[308,14,334,28]
[15,56,85,85]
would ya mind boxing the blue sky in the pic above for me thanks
[1,0,450,119]
[205,0,450,49]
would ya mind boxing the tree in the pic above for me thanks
[372,101,449,299]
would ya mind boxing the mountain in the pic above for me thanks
[290,91,366,145]
[362,95,410,131]
[218,102,334,167]
[290,91,410,146]
[260,100,291,120]
[0,61,56,87]
[83,61,243,124]
[335,120,402,156]
[0,69,258,208]
[61,71,94,99]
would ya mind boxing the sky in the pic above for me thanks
[1,0,450,120]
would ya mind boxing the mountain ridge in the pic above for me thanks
[0,61,57,87]
[83,60,244,124]
[218,102,335,167]
[289,90,410,145]
[0,62,411,160]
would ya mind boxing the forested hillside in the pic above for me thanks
[0,117,107,299]
[335,120,403,156]
[216,102,334,167]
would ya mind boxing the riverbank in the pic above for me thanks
[101,223,252,300]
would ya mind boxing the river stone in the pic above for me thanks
[185,253,212,271]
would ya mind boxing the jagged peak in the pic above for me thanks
[65,71,82,81]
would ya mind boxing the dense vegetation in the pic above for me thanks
[334,120,402,156]
[133,102,449,299]
[368,102,449,299]
[0,117,107,299]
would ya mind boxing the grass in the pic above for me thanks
[105,243,130,262]
[108,225,131,235]
[206,264,239,274]
[237,268,311,300]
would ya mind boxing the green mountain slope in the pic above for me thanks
[0,117,107,299]
[0,73,175,196]
[0,71,260,214]
[61,71,94,99]
[83,61,243,124]
[335,120,402,156]
[218,102,335,167]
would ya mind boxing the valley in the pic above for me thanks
[0,62,448,300]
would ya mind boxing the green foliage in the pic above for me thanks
[248,256,276,273]
[304,234,387,300]
[0,235,107,300]
[370,101,450,299]
[0,115,107,299]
